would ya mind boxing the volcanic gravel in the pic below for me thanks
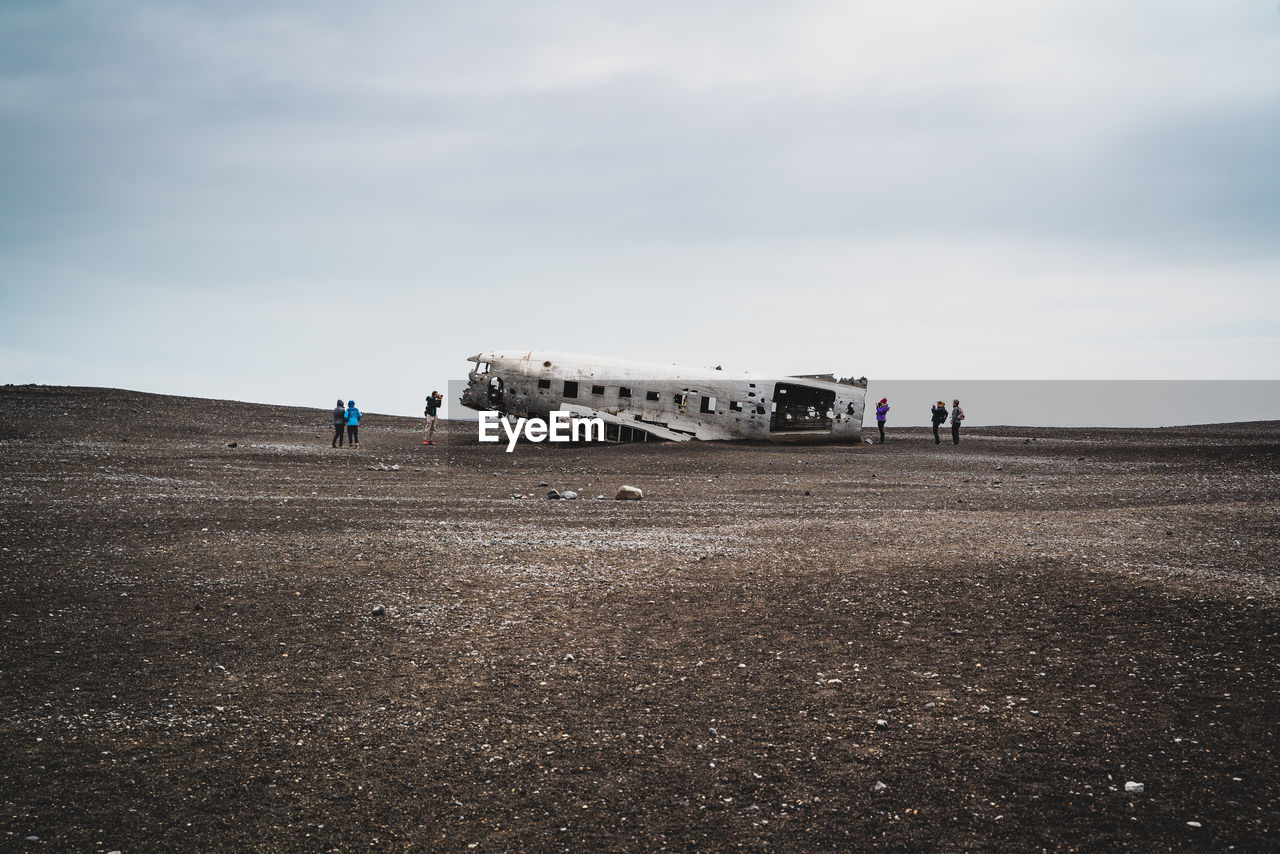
[1,385,1277,851]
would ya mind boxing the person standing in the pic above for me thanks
[950,399,965,445]
[875,397,889,443]
[346,400,362,449]
[930,401,947,444]
[423,391,442,445]
[331,398,347,448]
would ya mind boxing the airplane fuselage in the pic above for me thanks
[460,350,868,444]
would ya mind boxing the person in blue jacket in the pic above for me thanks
[345,400,362,449]
[875,397,890,443]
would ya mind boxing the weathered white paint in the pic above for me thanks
[459,350,868,444]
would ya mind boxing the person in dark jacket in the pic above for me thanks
[346,400,362,449]
[951,399,965,445]
[875,397,889,444]
[331,399,346,448]
[930,401,947,444]
[423,391,442,445]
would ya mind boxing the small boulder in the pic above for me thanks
[371,604,386,616]
[561,490,579,500]
[1125,781,1144,794]
[875,719,888,730]
[547,490,561,500]
[871,781,887,793]
[615,485,644,501]
[227,442,238,448]
[538,481,549,487]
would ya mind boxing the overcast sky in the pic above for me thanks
[2,1,1278,417]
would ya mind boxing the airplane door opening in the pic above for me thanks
[770,383,835,433]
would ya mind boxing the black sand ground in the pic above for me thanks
[1,385,1277,851]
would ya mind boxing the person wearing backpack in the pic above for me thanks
[423,391,442,445]
[346,400,362,449]
[874,397,890,444]
[950,399,965,445]
[930,401,947,444]
[330,398,347,448]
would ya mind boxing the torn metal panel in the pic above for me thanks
[460,350,868,444]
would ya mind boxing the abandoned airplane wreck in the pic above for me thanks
[460,350,868,443]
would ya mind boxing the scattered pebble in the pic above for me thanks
[561,490,579,500]
[875,719,888,730]
[547,490,561,500]
[871,781,887,793]
[1125,782,1144,794]
[615,485,644,500]
[371,604,386,616]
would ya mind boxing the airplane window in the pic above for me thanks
[645,391,660,401]
[537,379,550,390]
[618,386,632,398]
[700,396,716,413]
[563,381,579,398]
[729,401,742,412]
[591,385,605,395]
